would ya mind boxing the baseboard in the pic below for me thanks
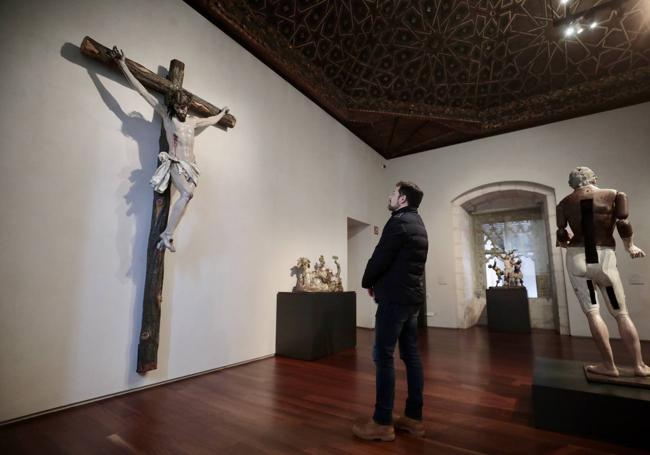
[0,353,274,426]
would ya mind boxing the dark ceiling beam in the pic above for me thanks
[346,103,481,123]
[396,130,460,158]
[480,66,650,131]
[344,109,388,124]
[436,119,483,134]
[392,120,431,154]
[346,108,482,126]
[384,117,399,158]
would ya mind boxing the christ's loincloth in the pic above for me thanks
[150,152,200,193]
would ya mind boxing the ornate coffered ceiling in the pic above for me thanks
[186,0,650,158]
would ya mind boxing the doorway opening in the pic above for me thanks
[347,217,374,328]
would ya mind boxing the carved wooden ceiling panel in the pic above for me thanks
[186,0,650,158]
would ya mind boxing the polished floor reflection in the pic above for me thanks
[1,327,647,454]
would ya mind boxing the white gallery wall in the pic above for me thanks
[0,0,388,422]
[387,102,650,339]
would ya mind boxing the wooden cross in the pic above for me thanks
[80,36,237,373]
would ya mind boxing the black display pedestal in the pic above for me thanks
[532,357,650,449]
[486,287,530,333]
[276,292,356,360]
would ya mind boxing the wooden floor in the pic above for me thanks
[1,327,648,454]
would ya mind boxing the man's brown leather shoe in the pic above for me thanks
[352,418,395,441]
[394,415,425,437]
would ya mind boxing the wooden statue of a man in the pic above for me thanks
[556,166,649,377]
[109,47,228,252]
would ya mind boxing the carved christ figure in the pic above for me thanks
[556,166,649,377]
[109,47,229,252]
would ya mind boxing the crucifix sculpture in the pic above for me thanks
[80,36,237,373]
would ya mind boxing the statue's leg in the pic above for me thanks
[158,165,196,252]
[566,249,619,376]
[599,251,650,376]
[615,315,650,376]
[584,311,619,377]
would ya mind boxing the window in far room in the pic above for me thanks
[472,209,551,299]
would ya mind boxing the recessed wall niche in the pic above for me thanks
[451,182,570,334]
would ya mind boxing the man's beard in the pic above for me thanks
[387,202,398,212]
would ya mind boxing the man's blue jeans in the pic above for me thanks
[373,301,424,425]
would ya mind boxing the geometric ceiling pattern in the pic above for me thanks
[186,0,650,158]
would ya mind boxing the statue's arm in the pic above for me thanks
[615,192,645,258]
[556,203,571,248]
[194,107,229,129]
[109,47,166,117]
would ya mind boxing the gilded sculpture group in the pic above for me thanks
[291,255,344,293]
[488,249,524,288]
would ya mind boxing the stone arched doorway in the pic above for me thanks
[450,182,569,334]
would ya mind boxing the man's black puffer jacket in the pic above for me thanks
[362,206,428,306]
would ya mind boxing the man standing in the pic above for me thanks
[353,182,429,441]
[557,166,649,377]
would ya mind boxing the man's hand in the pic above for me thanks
[367,288,375,298]
[107,46,125,63]
[556,233,571,248]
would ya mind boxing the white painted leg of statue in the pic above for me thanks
[616,314,650,377]
[585,311,619,377]
[157,166,196,253]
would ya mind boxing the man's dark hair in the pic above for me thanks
[397,181,424,208]
[165,89,192,114]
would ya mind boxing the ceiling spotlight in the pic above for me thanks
[554,0,625,38]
